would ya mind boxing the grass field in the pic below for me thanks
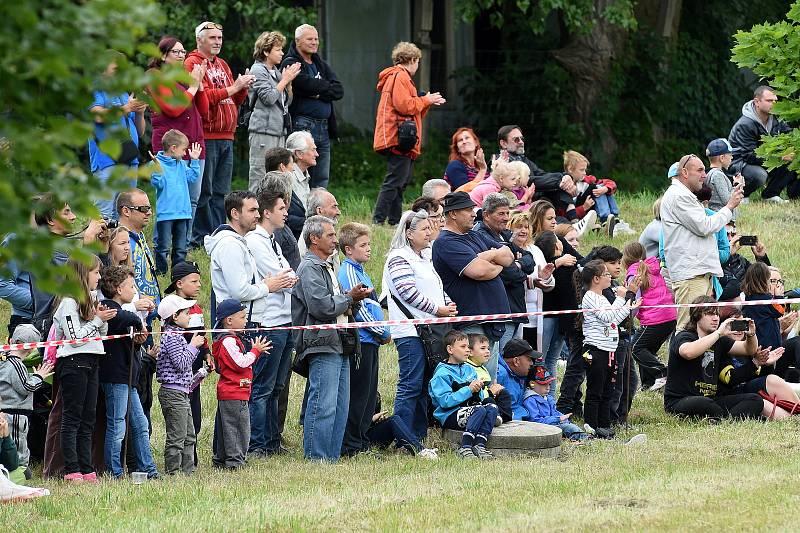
[2,189,800,532]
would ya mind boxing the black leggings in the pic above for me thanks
[583,345,617,430]
[666,393,763,419]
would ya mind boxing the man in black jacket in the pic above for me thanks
[728,85,797,202]
[281,24,343,190]
[495,125,577,214]
[473,193,535,353]
[720,222,770,290]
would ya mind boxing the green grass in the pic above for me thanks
[2,191,800,531]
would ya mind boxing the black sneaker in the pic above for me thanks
[595,427,616,439]
[471,444,496,460]
[457,446,478,459]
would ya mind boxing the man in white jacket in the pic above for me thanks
[204,191,272,325]
[660,154,743,328]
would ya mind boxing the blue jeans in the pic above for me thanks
[303,353,349,461]
[460,324,500,381]
[367,414,422,454]
[94,166,137,220]
[154,219,189,275]
[393,337,429,442]
[541,317,565,400]
[191,140,233,247]
[248,328,294,453]
[293,116,330,189]
[498,322,520,356]
[594,194,619,222]
[101,382,158,477]
[557,421,588,441]
[187,159,204,239]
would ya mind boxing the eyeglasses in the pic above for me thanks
[511,136,524,143]
[169,49,187,56]
[124,205,152,214]
[201,23,223,31]
[770,279,785,286]
[601,272,613,278]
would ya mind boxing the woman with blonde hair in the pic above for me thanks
[248,31,301,190]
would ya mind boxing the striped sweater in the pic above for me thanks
[157,325,205,393]
[338,258,389,345]
[581,291,632,352]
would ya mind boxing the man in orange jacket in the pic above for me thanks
[372,42,445,226]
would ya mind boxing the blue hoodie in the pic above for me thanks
[497,357,528,420]
[521,389,563,426]
[151,151,200,221]
[337,258,389,345]
[428,361,485,424]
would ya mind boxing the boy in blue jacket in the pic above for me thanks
[337,222,391,457]
[429,330,499,460]
[522,366,588,441]
[150,129,201,275]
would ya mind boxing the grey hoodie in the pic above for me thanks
[204,225,269,321]
[248,61,292,137]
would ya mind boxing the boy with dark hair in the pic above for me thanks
[428,330,499,460]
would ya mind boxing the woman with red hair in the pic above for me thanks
[443,127,487,190]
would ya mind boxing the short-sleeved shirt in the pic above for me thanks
[664,329,735,407]
[88,91,140,172]
[432,229,510,317]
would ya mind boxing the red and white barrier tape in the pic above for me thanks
[2,296,797,352]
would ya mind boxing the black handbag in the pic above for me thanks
[391,294,451,370]
[396,119,417,153]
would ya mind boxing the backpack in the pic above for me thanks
[237,91,256,130]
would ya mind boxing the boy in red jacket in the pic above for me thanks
[211,299,270,469]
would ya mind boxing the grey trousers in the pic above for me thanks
[248,132,284,191]
[158,387,196,475]
[213,399,250,469]
[5,413,30,468]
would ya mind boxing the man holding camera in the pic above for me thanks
[661,154,743,329]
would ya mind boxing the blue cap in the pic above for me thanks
[706,138,733,157]
[667,162,679,178]
[215,299,246,325]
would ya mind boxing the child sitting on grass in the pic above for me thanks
[465,333,513,422]
[0,324,53,480]
[212,299,270,470]
[522,366,588,441]
[428,330,499,460]
[157,294,208,475]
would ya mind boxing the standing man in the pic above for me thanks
[246,183,298,457]
[292,216,371,461]
[432,192,514,380]
[281,24,343,189]
[186,21,254,247]
[661,154,743,328]
[204,191,271,327]
[372,41,445,226]
[729,85,797,202]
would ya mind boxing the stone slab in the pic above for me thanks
[442,420,563,457]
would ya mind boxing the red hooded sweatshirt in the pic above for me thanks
[184,50,248,140]
[212,334,262,401]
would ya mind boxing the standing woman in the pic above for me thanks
[443,127,487,191]
[148,36,208,229]
[383,210,457,442]
[247,31,301,191]
[373,42,446,225]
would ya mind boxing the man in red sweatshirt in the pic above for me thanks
[185,21,254,248]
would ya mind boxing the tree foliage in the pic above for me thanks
[732,1,800,172]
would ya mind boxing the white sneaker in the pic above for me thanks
[648,377,667,391]
[417,448,439,460]
[764,195,789,203]
[625,434,648,446]
[0,466,50,502]
[572,211,597,239]
[613,220,636,236]
[583,423,596,436]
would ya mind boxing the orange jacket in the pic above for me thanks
[373,65,431,158]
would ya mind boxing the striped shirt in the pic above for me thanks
[581,291,631,352]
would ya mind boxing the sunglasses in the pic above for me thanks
[678,153,698,171]
[124,205,152,214]
[201,23,223,31]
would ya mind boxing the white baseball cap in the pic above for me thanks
[157,294,197,321]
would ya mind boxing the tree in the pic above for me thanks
[0,0,173,295]
[732,1,800,173]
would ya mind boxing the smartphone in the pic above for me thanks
[738,235,757,246]
[730,319,750,332]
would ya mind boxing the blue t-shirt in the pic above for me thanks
[432,229,510,317]
[292,62,332,120]
[88,91,140,172]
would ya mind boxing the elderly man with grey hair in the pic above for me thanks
[297,188,341,269]
[292,215,370,461]
[421,178,450,202]
[281,24,343,189]
[474,193,535,353]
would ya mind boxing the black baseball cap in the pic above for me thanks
[442,191,476,213]
[164,261,201,294]
[502,338,543,361]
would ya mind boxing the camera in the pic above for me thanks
[102,216,119,230]
[730,319,750,332]
[738,235,757,246]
